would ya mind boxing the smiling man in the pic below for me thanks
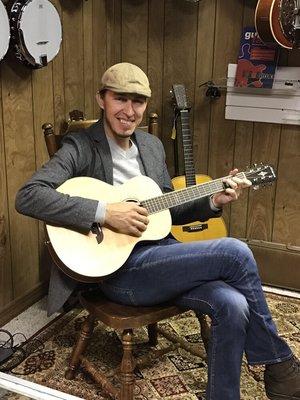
[15,62,300,400]
[96,63,150,146]
[98,90,147,145]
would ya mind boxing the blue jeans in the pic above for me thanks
[100,237,292,399]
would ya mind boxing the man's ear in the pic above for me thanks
[96,92,104,110]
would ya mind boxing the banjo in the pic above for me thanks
[0,1,10,61]
[8,0,62,68]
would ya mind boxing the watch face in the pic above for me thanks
[0,1,10,61]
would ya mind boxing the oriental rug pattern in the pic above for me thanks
[2,292,300,400]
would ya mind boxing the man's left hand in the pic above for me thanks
[212,168,252,209]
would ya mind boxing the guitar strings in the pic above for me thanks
[141,173,246,215]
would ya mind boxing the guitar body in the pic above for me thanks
[171,174,227,242]
[46,176,171,282]
[255,0,293,49]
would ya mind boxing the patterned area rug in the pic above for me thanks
[2,292,300,400]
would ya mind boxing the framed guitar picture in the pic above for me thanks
[170,84,228,243]
[0,0,10,61]
[8,0,62,68]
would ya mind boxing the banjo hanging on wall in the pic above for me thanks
[0,1,10,61]
[8,0,62,68]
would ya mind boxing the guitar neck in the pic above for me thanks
[178,109,196,186]
[141,172,245,214]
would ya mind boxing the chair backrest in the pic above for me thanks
[42,110,158,158]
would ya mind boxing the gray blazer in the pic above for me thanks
[15,120,221,315]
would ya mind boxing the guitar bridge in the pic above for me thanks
[182,223,208,233]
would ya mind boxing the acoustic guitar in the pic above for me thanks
[255,0,300,49]
[0,1,10,61]
[46,165,276,282]
[170,84,227,242]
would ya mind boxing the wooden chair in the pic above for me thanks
[42,111,210,400]
[42,110,159,158]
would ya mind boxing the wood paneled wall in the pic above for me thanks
[0,0,299,324]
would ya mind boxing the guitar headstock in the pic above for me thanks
[172,84,190,111]
[244,164,277,188]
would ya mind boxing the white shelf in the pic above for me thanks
[225,64,300,125]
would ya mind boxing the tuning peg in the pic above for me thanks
[253,185,260,190]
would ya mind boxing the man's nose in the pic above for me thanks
[123,100,134,115]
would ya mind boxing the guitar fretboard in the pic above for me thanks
[141,172,245,214]
[180,110,197,187]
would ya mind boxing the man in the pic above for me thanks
[15,62,299,400]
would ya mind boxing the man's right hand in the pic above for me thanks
[104,202,149,237]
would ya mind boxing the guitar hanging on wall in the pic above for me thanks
[0,1,10,61]
[170,84,227,242]
[255,0,300,49]
[8,0,62,68]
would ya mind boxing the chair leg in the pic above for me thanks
[120,329,135,400]
[147,323,158,346]
[65,313,96,380]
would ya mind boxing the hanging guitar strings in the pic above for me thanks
[170,83,225,241]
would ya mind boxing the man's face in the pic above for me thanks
[97,90,147,140]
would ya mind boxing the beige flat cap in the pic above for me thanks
[100,62,151,98]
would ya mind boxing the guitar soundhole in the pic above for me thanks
[280,0,297,40]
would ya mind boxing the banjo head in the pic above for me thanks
[0,1,10,61]
[9,0,62,68]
